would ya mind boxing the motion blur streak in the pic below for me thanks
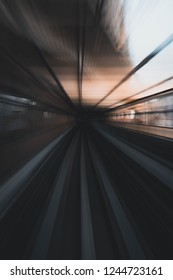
[0,0,173,260]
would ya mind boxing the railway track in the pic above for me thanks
[0,123,173,259]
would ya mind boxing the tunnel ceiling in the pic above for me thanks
[0,0,173,114]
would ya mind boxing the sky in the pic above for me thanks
[100,0,173,108]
